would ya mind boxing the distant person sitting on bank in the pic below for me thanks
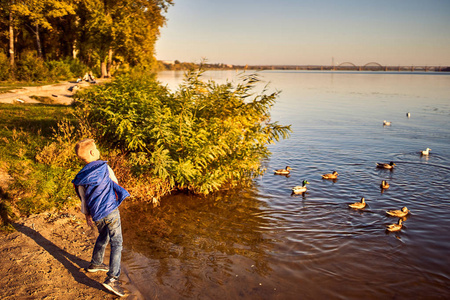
[88,71,97,84]
[83,72,89,81]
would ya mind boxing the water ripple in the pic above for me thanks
[122,71,450,299]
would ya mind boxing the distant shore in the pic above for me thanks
[159,61,450,72]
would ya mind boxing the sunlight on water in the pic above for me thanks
[122,71,450,299]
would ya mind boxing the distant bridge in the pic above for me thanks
[246,63,449,72]
[333,62,440,72]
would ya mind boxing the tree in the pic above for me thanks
[0,0,15,70]
[0,0,173,79]
[77,0,173,77]
[11,0,75,58]
[8,1,14,68]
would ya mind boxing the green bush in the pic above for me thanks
[16,51,49,81]
[66,58,89,79]
[44,58,90,81]
[1,54,90,83]
[0,52,11,81]
[46,59,73,80]
[74,70,291,194]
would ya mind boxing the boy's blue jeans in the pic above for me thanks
[92,208,123,279]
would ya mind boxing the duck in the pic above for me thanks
[386,219,403,232]
[348,197,366,209]
[386,207,409,218]
[383,120,392,126]
[291,180,309,194]
[274,166,291,175]
[322,171,339,180]
[376,161,396,169]
[421,148,431,156]
[380,180,390,189]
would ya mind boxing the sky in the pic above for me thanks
[155,0,450,66]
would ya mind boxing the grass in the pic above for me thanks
[29,96,56,104]
[0,103,73,138]
[0,103,79,229]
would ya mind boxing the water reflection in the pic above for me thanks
[121,188,277,298]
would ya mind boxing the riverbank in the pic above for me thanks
[0,208,143,299]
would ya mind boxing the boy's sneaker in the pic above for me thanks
[103,277,125,297]
[86,263,109,273]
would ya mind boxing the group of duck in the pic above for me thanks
[273,165,409,232]
[273,118,432,233]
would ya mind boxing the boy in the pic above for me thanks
[72,139,130,297]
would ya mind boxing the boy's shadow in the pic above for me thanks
[13,223,103,291]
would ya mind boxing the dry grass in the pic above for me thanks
[107,154,173,207]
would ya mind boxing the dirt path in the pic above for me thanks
[0,79,108,105]
[0,209,143,299]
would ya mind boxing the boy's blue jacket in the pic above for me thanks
[72,160,130,222]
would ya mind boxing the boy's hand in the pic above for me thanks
[85,214,94,227]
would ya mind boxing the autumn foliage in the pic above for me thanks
[0,0,173,79]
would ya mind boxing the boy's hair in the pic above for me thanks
[75,138,95,161]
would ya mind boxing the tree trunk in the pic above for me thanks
[72,39,78,59]
[9,9,14,68]
[101,60,108,78]
[35,23,42,58]
[107,48,113,77]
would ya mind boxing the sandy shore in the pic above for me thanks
[0,208,143,299]
[0,208,144,299]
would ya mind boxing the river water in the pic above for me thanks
[121,70,450,299]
